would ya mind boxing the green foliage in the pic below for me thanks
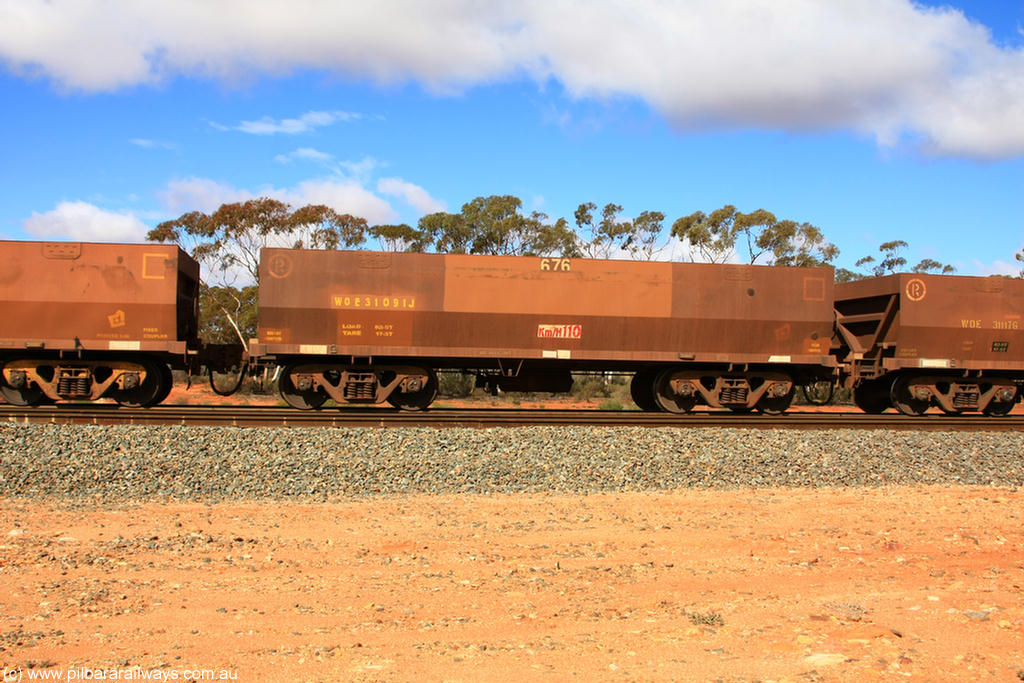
[571,375,612,401]
[570,374,633,405]
[148,197,367,285]
[417,195,578,257]
[438,372,476,398]
[848,241,955,279]
[1016,246,1023,278]
[418,210,473,254]
[575,202,632,259]
[368,223,431,252]
[628,210,667,260]
[671,205,836,267]
[855,239,907,276]
[834,267,861,283]
[530,216,580,258]
[687,611,725,627]
[199,285,258,345]
[912,259,956,274]
[461,195,534,255]
[758,218,839,267]
[573,203,667,260]
[149,197,368,348]
[670,205,740,263]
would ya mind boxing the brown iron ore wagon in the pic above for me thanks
[835,273,1024,416]
[253,249,838,412]
[0,240,200,406]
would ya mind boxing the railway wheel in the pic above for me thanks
[110,359,167,408]
[0,378,47,406]
[890,375,930,417]
[983,401,1014,417]
[801,381,834,406]
[387,369,438,411]
[146,362,174,406]
[853,380,889,414]
[756,391,794,415]
[279,366,328,410]
[629,369,660,412]
[653,369,697,414]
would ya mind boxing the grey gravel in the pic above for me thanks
[1,423,1022,501]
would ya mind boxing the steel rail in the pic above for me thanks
[1,404,1022,430]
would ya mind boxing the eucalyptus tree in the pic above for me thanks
[843,241,956,281]
[148,197,367,344]
[418,195,578,257]
[671,204,837,267]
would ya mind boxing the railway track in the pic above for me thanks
[2,404,1022,430]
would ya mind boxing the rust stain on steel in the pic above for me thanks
[0,241,200,354]
[258,249,835,366]
[835,273,1024,370]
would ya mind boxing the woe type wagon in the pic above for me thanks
[252,249,837,412]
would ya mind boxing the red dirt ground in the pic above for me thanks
[163,382,1024,414]
[2,487,1023,682]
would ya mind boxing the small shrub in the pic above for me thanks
[687,610,725,627]
[438,372,476,398]
[571,375,611,401]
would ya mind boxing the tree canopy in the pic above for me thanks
[574,202,633,259]
[415,195,578,257]
[670,205,837,267]
[572,203,668,260]
[837,240,956,282]
[199,285,258,345]
[367,223,430,253]
[147,197,367,285]
[148,198,367,345]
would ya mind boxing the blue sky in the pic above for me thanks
[1,0,1022,275]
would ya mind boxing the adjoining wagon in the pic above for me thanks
[0,241,201,406]
[835,273,1024,416]
[253,249,837,412]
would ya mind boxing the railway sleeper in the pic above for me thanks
[0,358,167,406]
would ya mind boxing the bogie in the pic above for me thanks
[277,363,438,411]
[1,357,170,407]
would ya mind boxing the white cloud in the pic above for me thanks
[283,179,397,224]
[158,176,399,224]
[158,177,254,214]
[971,259,1021,277]
[5,0,1024,158]
[338,156,383,182]
[129,138,175,150]
[377,177,446,215]
[23,201,149,242]
[226,110,358,135]
[274,147,335,165]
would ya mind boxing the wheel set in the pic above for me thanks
[0,357,172,408]
[853,374,1018,417]
[630,367,797,414]
[278,364,439,412]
